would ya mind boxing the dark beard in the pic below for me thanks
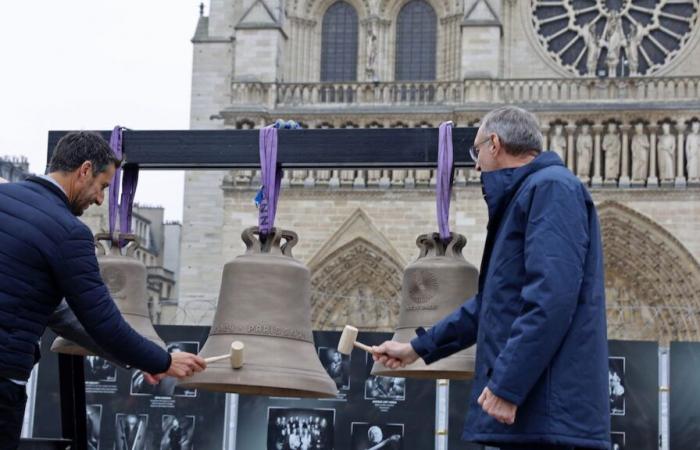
[69,200,84,216]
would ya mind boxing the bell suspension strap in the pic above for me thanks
[436,121,454,242]
[108,126,139,247]
[257,120,300,237]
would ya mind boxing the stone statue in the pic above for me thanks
[602,122,621,181]
[604,12,626,77]
[550,124,567,163]
[582,22,600,75]
[630,123,650,181]
[627,23,644,76]
[686,121,700,182]
[366,21,378,80]
[576,124,593,181]
[658,123,676,181]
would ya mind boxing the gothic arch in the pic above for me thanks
[598,201,700,342]
[307,0,369,21]
[310,237,404,331]
[384,0,449,20]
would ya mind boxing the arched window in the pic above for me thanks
[395,0,437,80]
[320,2,359,81]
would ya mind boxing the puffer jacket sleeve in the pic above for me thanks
[487,179,589,406]
[49,223,171,375]
[410,294,480,364]
[47,300,128,368]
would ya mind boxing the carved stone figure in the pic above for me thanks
[627,23,645,76]
[604,12,626,77]
[686,121,700,181]
[582,22,600,75]
[630,123,650,181]
[576,124,593,180]
[602,123,621,181]
[658,123,676,181]
[550,124,567,163]
[366,21,378,80]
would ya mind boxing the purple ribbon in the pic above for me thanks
[108,126,139,246]
[436,121,454,241]
[258,126,283,237]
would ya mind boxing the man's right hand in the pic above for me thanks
[164,352,207,378]
[371,341,420,369]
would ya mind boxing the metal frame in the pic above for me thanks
[47,126,477,448]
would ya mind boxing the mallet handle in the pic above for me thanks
[205,354,229,364]
[354,341,374,353]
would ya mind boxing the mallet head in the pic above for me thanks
[230,341,244,369]
[338,325,359,355]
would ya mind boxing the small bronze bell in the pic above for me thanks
[371,232,478,380]
[178,227,338,398]
[50,233,166,355]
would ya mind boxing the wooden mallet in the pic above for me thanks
[204,341,244,369]
[338,325,374,355]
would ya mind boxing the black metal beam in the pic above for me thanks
[47,128,477,169]
[57,354,86,450]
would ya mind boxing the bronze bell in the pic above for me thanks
[51,233,166,355]
[371,232,478,380]
[178,227,338,398]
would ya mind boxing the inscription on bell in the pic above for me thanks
[101,269,127,294]
[210,322,313,342]
[408,270,439,304]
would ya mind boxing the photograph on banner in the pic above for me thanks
[607,340,658,450]
[266,407,335,450]
[363,352,406,412]
[611,431,625,450]
[608,356,626,416]
[350,422,403,450]
[318,345,351,396]
[85,355,118,383]
[160,415,195,450]
[115,413,149,450]
[130,341,200,398]
[87,404,102,450]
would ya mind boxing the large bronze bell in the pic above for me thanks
[371,232,478,380]
[50,233,166,356]
[178,227,338,398]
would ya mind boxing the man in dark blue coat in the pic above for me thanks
[374,107,610,449]
[0,132,206,447]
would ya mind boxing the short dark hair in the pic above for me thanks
[48,131,121,174]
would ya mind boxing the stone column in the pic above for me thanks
[619,123,631,188]
[329,170,340,189]
[592,123,604,187]
[647,125,659,188]
[541,124,550,151]
[566,123,577,172]
[675,122,687,188]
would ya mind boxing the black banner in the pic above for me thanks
[608,340,658,450]
[448,380,482,450]
[34,325,227,450]
[670,342,700,450]
[236,331,437,450]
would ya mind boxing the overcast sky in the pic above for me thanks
[0,1,208,221]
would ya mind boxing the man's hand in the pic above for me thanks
[478,387,517,425]
[162,352,207,378]
[371,341,420,369]
[143,372,166,385]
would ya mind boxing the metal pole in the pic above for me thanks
[58,354,87,450]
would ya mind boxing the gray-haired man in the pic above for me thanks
[375,107,610,449]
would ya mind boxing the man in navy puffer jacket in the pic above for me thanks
[374,107,610,450]
[0,131,206,447]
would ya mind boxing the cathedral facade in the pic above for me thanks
[180,0,700,342]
